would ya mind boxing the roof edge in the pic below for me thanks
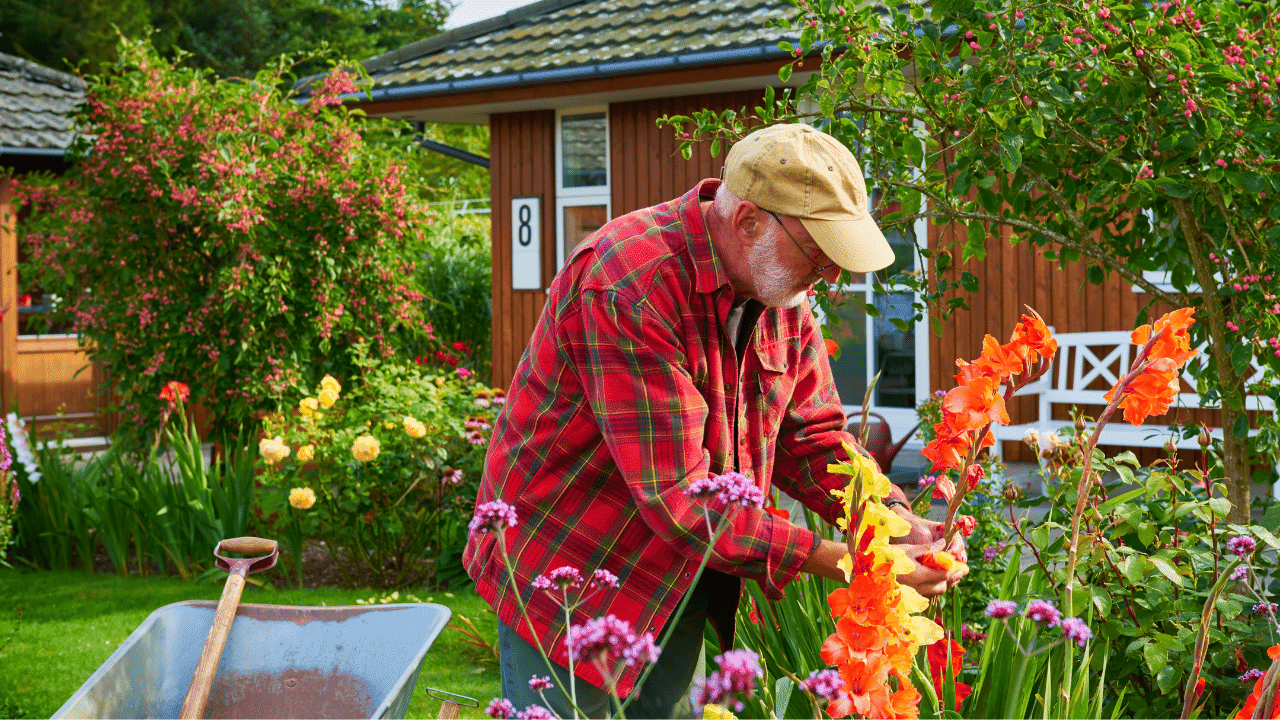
[0,146,69,157]
[0,51,86,91]
[361,0,590,76]
[352,43,801,105]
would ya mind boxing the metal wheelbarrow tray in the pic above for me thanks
[54,600,452,719]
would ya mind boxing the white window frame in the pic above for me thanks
[554,105,611,271]
[820,214,931,444]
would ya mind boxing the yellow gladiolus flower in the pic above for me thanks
[403,416,426,438]
[320,374,341,394]
[299,397,318,416]
[289,487,316,510]
[296,444,315,462]
[318,388,339,409]
[259,436,290,464]
[352,435,381,462]
[385,421,396,429]
[702,705,738,720]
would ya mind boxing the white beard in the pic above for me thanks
[747,224,811,309]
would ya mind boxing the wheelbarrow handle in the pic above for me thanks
[219,536,278,556]
[179,569,248,719]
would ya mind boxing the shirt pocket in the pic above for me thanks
[753,338,795,431]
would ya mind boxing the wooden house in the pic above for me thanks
[342,0,1184,464]
[0,52,109,443]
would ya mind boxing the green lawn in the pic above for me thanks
[0,568,501,719]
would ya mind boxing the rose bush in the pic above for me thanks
[256,344,502,589]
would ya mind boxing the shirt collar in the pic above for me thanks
[682,178,732,296]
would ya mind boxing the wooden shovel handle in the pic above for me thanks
[438,700,461,719]
[179,572,247,719]
[219,536,277,556]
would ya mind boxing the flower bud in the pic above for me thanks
[1198,425,1211,449]
[1003,484,1024,501]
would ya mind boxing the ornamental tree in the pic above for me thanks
[18,38,447,445]
[670,0,1280,519]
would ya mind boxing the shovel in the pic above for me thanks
[179,536,279,720]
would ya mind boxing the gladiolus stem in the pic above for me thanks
[1063,332,1160,617]
[1180,557,1243,719]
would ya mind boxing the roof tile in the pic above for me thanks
[0,53,84,152]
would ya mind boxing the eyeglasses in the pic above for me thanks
[766,210,837,275]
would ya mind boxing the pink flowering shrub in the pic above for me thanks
[17,38,450,444]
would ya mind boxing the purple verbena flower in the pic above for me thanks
[469,500,518,535]
[1060,617,1093,647]
[516,705,555,720]
[692,649,763,712]
[485,698,516,719]
[684,471,765,509]
[800,668,844,702]
[1231,565,1250,582]
[565,614,660,669]
[982,542,1008,562]
[1228,535,1257,558]
[1242,669,1266,684]
[984,600,1018,620]
[527,675,554,691]
[547,566,584,590]
[1024,599,1062,627]
[591,568,620,589]
[1254,601,1278,616]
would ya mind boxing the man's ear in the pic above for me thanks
[733,200,764,245]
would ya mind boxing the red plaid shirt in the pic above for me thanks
[464,179,862,696]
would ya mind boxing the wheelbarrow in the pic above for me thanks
[52,599,453,719]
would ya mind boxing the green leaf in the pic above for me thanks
[1122,555,1145,585]
[775,677,794,719]
[1044,80,1072,103]
[1233,414,1250,440]
[1242,172,1266,193]
[1207,497,1232,518]
[1149,556,1184,587]
[1208,118,1223,139]
[778,63,793,83]
[963,221,988,261]
[1030,114,1045,139]
[1143,641,1167,676]
[1092,586,1113,617]
[959,271,980,293]
[998,133,1024,172]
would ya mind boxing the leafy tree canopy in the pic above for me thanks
[0,0,450,78]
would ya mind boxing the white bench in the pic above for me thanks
[989,330,1273,458]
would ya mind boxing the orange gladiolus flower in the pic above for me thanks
[887,673,923,719]
[927,638,972,710]
[1009,311,1057,364]
[1105,308,1197,426]
[825,338,840,356]
[831,655,895,719]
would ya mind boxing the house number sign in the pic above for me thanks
[511,197,541,290]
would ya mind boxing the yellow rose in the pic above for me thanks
[352,435,381,462]
[403,416,426,438]
[385,421,396,430]
[318,387,339,408]
[320,374,342,395]
[299,397,318,416]
[259,436,290,464]
[289,487,316,510]
[296,444,315,462]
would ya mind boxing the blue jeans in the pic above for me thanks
[498,580,709,719]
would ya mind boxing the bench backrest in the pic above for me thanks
[1018,330,1274,418]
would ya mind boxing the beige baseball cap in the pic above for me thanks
[723,124,895,273]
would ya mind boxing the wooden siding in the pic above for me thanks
[610,90,767,215]
[489,110,555,392]
[0,179,15,414]
[929,220,1196,462]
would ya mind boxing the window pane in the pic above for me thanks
[561,113,607,188]
[826,298,868,406]
[563,205,608,261]
[873,292,915,407]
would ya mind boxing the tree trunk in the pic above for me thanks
[1177,200,1252,524]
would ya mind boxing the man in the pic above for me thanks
[464,123,966,718]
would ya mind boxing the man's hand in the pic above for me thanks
[896,540,968,597]
[888,504,968,586]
